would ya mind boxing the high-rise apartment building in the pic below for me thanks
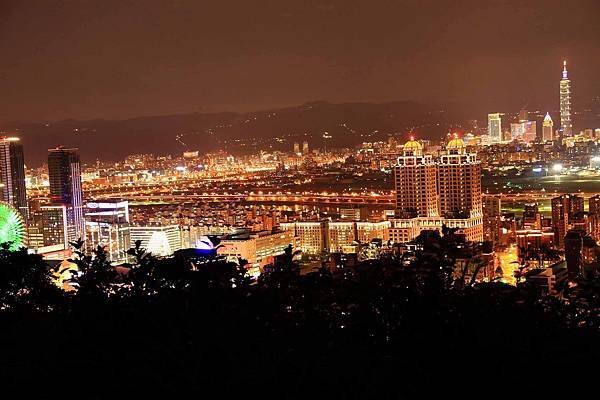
[394,138,438,218]
[389,137,483,243]
[48,147,84,242]
[438,137,482,219]
[0,137,28,219]
[560,61,572,137]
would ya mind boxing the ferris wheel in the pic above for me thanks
[0,202,26,250]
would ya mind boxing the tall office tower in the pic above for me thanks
[551,194,584,248]
[438,137,482,219]
[48,147,84,242]
[488,113,502,143]
[394,138,438,218]
[482,195,501,245]
[542,113,554,142]
[0,137,28,219]
[518,109,528,122]
[302,141,309,155]
[588,195,600,241]
[560,60,573,137]
[85,200,131,263]
[293,142,300,154]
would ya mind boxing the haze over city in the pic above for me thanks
[1,0,599,122]
[1,1,600,398]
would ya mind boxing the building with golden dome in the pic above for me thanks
[394,137,438,218]
[389,135,483,244]
[438,135,482,220]
[445,137,466,153]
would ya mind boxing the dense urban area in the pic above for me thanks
[2,61,600,396]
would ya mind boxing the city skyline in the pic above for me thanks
[3,58,596,167]
[2,3,600,396]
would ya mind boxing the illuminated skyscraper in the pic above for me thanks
[394,138,438,217]
[542,112,554,142]
[438,137,482,219]
[560,61,572,137]
[48,147,84,243]
[389,136,483,243]
[0,137,28,219]
[488,113,502,143]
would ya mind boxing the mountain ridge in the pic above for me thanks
[2,100,473,166]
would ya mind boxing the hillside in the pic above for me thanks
[4,101,472,166]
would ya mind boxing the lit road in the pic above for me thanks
[496,245,519,285]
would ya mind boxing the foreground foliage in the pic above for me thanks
[0,238,599,397]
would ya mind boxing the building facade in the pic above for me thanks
[542,113,554,142]
[389,137,483,244]
[488,113,502,143]
[394,139,438,218]
[130,225,181,256]
[280,221,328,255]
[85,200,131,263]
[551,194,584,248]
[0,137,28,219]
[437,137,482,219]
[48,147,85,242]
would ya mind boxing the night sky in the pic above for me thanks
[0,0,599,123]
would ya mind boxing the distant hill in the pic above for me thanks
[3,101,474,166]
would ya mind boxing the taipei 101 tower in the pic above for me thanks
[560,60,572,137]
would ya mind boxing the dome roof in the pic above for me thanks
[446,137,466,149]
[403,138,423,151]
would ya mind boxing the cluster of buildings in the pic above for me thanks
[483,192,600,283]
[0,61,599,291]
[0,140,185,263]
[485,62,571,144]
